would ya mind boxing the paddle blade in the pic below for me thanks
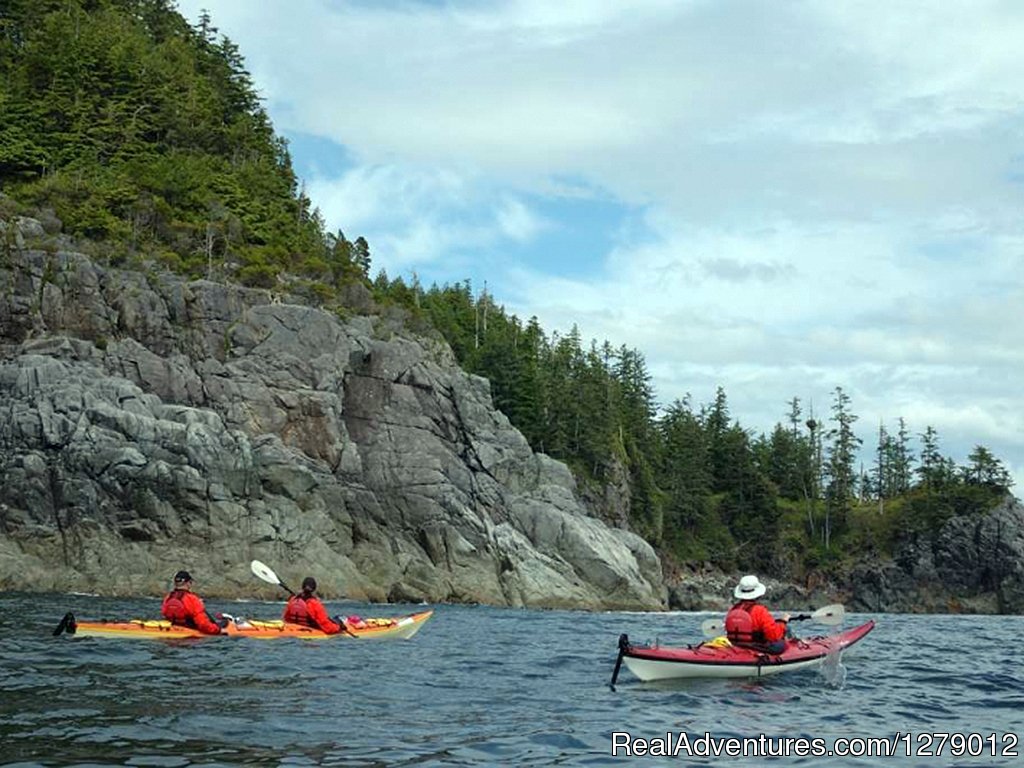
[701,619,724,637]
[811,603,845,625]
[250,560,295,595]
[609,634,629,691]
[53,612,76,637]
[250,559,280,586]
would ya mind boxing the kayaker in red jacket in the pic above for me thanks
[282,577,343,634]
[161,570,225,635]
[724,575,790,653]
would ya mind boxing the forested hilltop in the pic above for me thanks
[1,0,1015,597]
[0,0,340,289]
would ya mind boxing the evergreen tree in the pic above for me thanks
[762,418,809,500]
[659,397,712,550]
[916,426,951,490]
[823,387,861,547]
[705,386,732,493]
[873,420,890,503]
[353,236,371,277]
[963,445,1012,489]
[885,417,914,496]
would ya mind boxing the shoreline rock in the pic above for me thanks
[0,233,664,609]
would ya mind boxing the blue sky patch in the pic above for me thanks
[284,131,356,183]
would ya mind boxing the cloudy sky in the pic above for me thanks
[177,0,1023,489]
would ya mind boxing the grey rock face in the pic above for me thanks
[0,231,664,608]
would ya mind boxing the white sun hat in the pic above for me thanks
[734,574,767,600]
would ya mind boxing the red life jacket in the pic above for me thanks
[725,600,763,645]
[160,589,221,634]
[283,595,313,626]
[162,590,194,626]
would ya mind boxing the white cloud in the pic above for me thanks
[495,198,547,242]
[307,162,547,273]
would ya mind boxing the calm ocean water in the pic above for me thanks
[1,593,1021,766]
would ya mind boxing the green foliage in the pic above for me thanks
[900,483,1004,536]
[0,0,341,287]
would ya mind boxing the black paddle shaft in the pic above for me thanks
[609,634,630,691]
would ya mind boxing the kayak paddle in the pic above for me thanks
[701,603,846,637]
[250,559,296,596]
[791,603,845,626]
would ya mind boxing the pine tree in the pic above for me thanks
[873,420,890,506]
[659,396,711,542]
[963,445,1012,489]
[916,426,948,491]
[890,417,914,495]
[823,387,861,547]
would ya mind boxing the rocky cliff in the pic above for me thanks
[847,495,1024,614]
[0,217,664,608]
[661,495,1024,616]
[666,495,1024,616]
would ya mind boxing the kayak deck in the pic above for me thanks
[55,610,433,641]
[620,620,875,681]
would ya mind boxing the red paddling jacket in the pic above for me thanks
[161,590,222,635]
[283,594,342,634]
[725,600,787,645]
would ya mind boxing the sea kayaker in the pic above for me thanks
[282,577,344,634]
[724,574,790,653]
[161,570,225,635]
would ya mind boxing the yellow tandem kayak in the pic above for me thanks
[53,610,433,641]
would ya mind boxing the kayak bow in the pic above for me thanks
[618,620,875,681]
[54,610,433,641]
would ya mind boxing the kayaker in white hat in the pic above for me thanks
[724,575,790,654]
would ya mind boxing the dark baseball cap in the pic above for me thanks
[173,570,193,583]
